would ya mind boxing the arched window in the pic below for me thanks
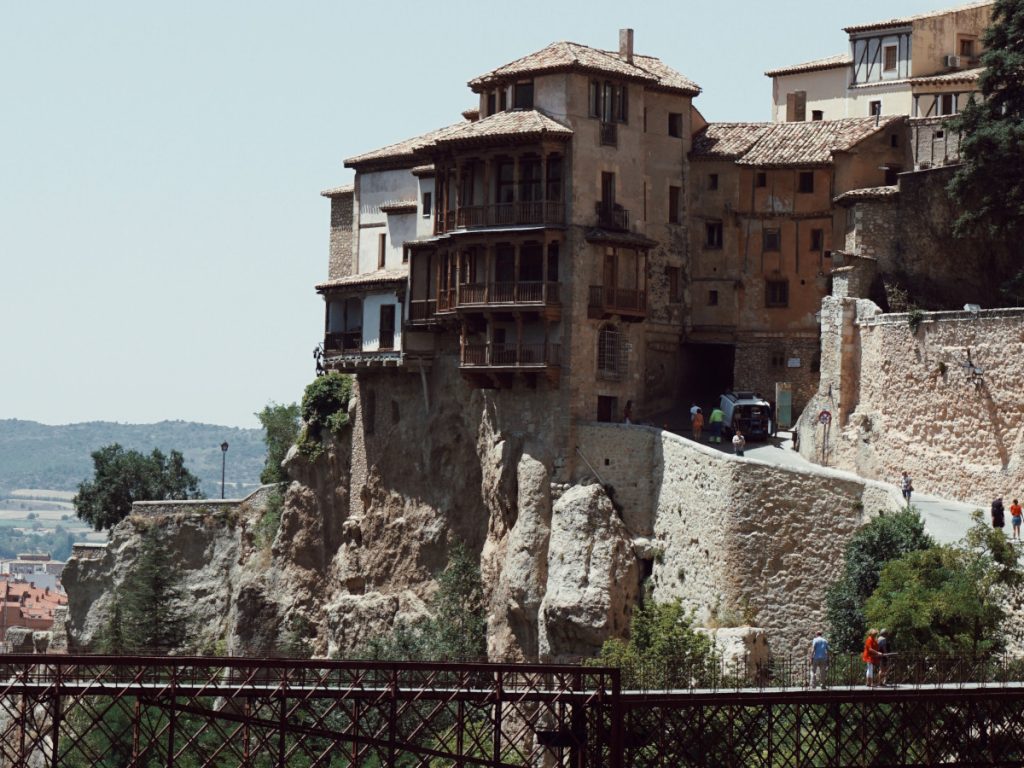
[597,324,622,380]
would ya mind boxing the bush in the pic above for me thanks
[297,374,353,459]
[253,489,283,550]
[255,402,300,484]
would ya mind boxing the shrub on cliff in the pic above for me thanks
[298,373,353,459]
[74,443,203,531]
[255,401,300,484]
[825,509,933,652]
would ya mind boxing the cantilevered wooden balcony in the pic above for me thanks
[407,299,437,326]
[322,331,409,371]
[436,201,565,234]
[459,341,561,387]
[435,281,561,319]
[588,285,647,320]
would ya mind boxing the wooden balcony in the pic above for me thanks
[460,342,561,387]
[324,331,362,355]
[407,299,437,326]
[595,203,629,232]
[436,201,564,234]
[322,331,408,372]
[435,282,561,319]
[588,285,647,320]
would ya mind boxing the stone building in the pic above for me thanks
[685,117,909,417]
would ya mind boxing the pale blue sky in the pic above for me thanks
[0,0,948,427]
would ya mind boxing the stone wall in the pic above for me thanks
[911,117,963,170]
[327,189,354,281]
[575,423,901,652]
[797,299,1024,505]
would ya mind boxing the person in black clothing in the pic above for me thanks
[992,497,1006,530]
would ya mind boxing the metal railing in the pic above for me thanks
[461,342,562,368]
[599,121,618,147]
[324,330,361,353]
[595,202,629,231]
[589,285,646,315]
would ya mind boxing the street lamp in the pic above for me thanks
[220,441,229,499]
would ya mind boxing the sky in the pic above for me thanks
[0,0,952,428]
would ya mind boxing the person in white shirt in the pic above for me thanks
[732,429,746,457]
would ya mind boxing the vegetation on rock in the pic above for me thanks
[298,373,353,459]
[255,401,300,484]
[74,443,204,531]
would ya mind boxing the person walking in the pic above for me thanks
[877,629,891,687]
[809,630,829,689]
[732,429,746,457]
[992,496,1006,531]
[900,472,913,507]
[708,406,725,444]
[862,628,881,687]
[1011,498,1022,542]
[691,408,704,442]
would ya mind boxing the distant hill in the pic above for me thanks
[0,419,266,498]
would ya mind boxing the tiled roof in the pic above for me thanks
[316,268,408,292]
[468,41,700,95]
[411,164,436,177]
[765,53,852,78]
[428,110,572,149]
[320,184,354,198]
[910,67,984,86]
[834,185,900,205]
[843,1,992,33]
[379,200,418,214]
[692,117,904,168]
[462,107,480,121]
[344,122,466,169]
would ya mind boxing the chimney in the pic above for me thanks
[619,29,634,64]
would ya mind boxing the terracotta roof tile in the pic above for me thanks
[316,268,408,292]
[411,164,436,177]
[344,122,467,169]
[834,185,900,205]
[468,41,700,95]
[910,67,984,86]
[843,1,992,33]
[765,53,852,78]
[429,109,572,149]
[379,200,418,214]
[692,117,904,168]
[320,184,354,198]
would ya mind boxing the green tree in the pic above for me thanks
[301,373,353,441]
[865,512,1021,655]
[825,509,934,651]
[947,0,1024,300]
[114,529,186,653]
[593,589,716,689]
[74,443,203,531]
[255,401,300,484]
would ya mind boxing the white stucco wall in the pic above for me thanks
[357,169,419,274]
[771,67,851,122]
[361,292,403,352]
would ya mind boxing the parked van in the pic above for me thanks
[719,391,772,441]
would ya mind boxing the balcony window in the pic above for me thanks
[589,79,628,123]
[766,279,789,308]
[519,156,542,202]
[496,160,515,204]
[513,80,534,110]
[546,156,562,201]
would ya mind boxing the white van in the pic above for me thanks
[719,391,772,441]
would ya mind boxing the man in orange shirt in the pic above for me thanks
[862,628,881,687]
[1011,498,1022,541]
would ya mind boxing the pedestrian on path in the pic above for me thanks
[900,472,913,507]
[809,630,829,689]
[1011,498,1022,541]
[732,429,746,457]
[708,407,725,444]
[692,408,704,442]
[862,629,881,687]
[992,496,1005,530]
[877,629,892,687]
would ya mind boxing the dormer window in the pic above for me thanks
[513,80,534,110]
[589,80,628,124]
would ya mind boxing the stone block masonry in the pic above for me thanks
[575,423,900,653]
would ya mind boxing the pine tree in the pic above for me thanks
[117,530,186,653]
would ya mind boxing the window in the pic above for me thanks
[546,156,562,200]
[763,229,781,252]
[589,80,628,123]
[378,233,386,269]
[798,172,814,194]
[884,165,901,186]
[486,93,496,116]
[668,112,683,138]
[499,88,508,112]
[422,191,432,217]
[513,81,534,110]
[708,290,719,306]
[770,349,786,368]
[812,110,824,121]
[883,45,898,72]
[519,156,542,202]
[810,228,824,252]
[755,172,767,188]
[547,242,559,282]
[705,221,723,249]
[959,38,975,58]
[402,246,409,264]
[765,279,789,308]
[869,101,882,117]
[601,172,616,208]
[890,133,900,148]
[496,160,515,203]
[939,93,956,116]
[708,174,719,191]
[669,185,681,224]
[597,325,622,380]
[666,266,681,303]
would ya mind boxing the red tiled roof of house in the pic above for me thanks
[834,185,900,205]
[315,268,408,292]
[692,117,904,168]
[765,53,852,78]
[843,1,992,33]
[428,110,572,149]
[344,122,467,170]
[910,67,984,86]
[320,184,354,198]
[468,41,700,95]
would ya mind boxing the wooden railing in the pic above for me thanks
[324,331,362,353]
[588,285,647,315]
[461,342,562,368]
[441,201,565,233]
[408,299,437,324]
[457,281,560,306]
[595,203,629,231]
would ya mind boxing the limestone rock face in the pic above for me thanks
[538,484,638,661]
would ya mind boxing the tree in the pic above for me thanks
[74,443,203,531]
[825,509,934,651]
[865,512,1022,656]
[301,373,353,440]
[593,589,716,689]
[255,401,300,484]
[947,0,1024,300]
[114,529,186,652]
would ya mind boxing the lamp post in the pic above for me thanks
[220,441,229,499]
